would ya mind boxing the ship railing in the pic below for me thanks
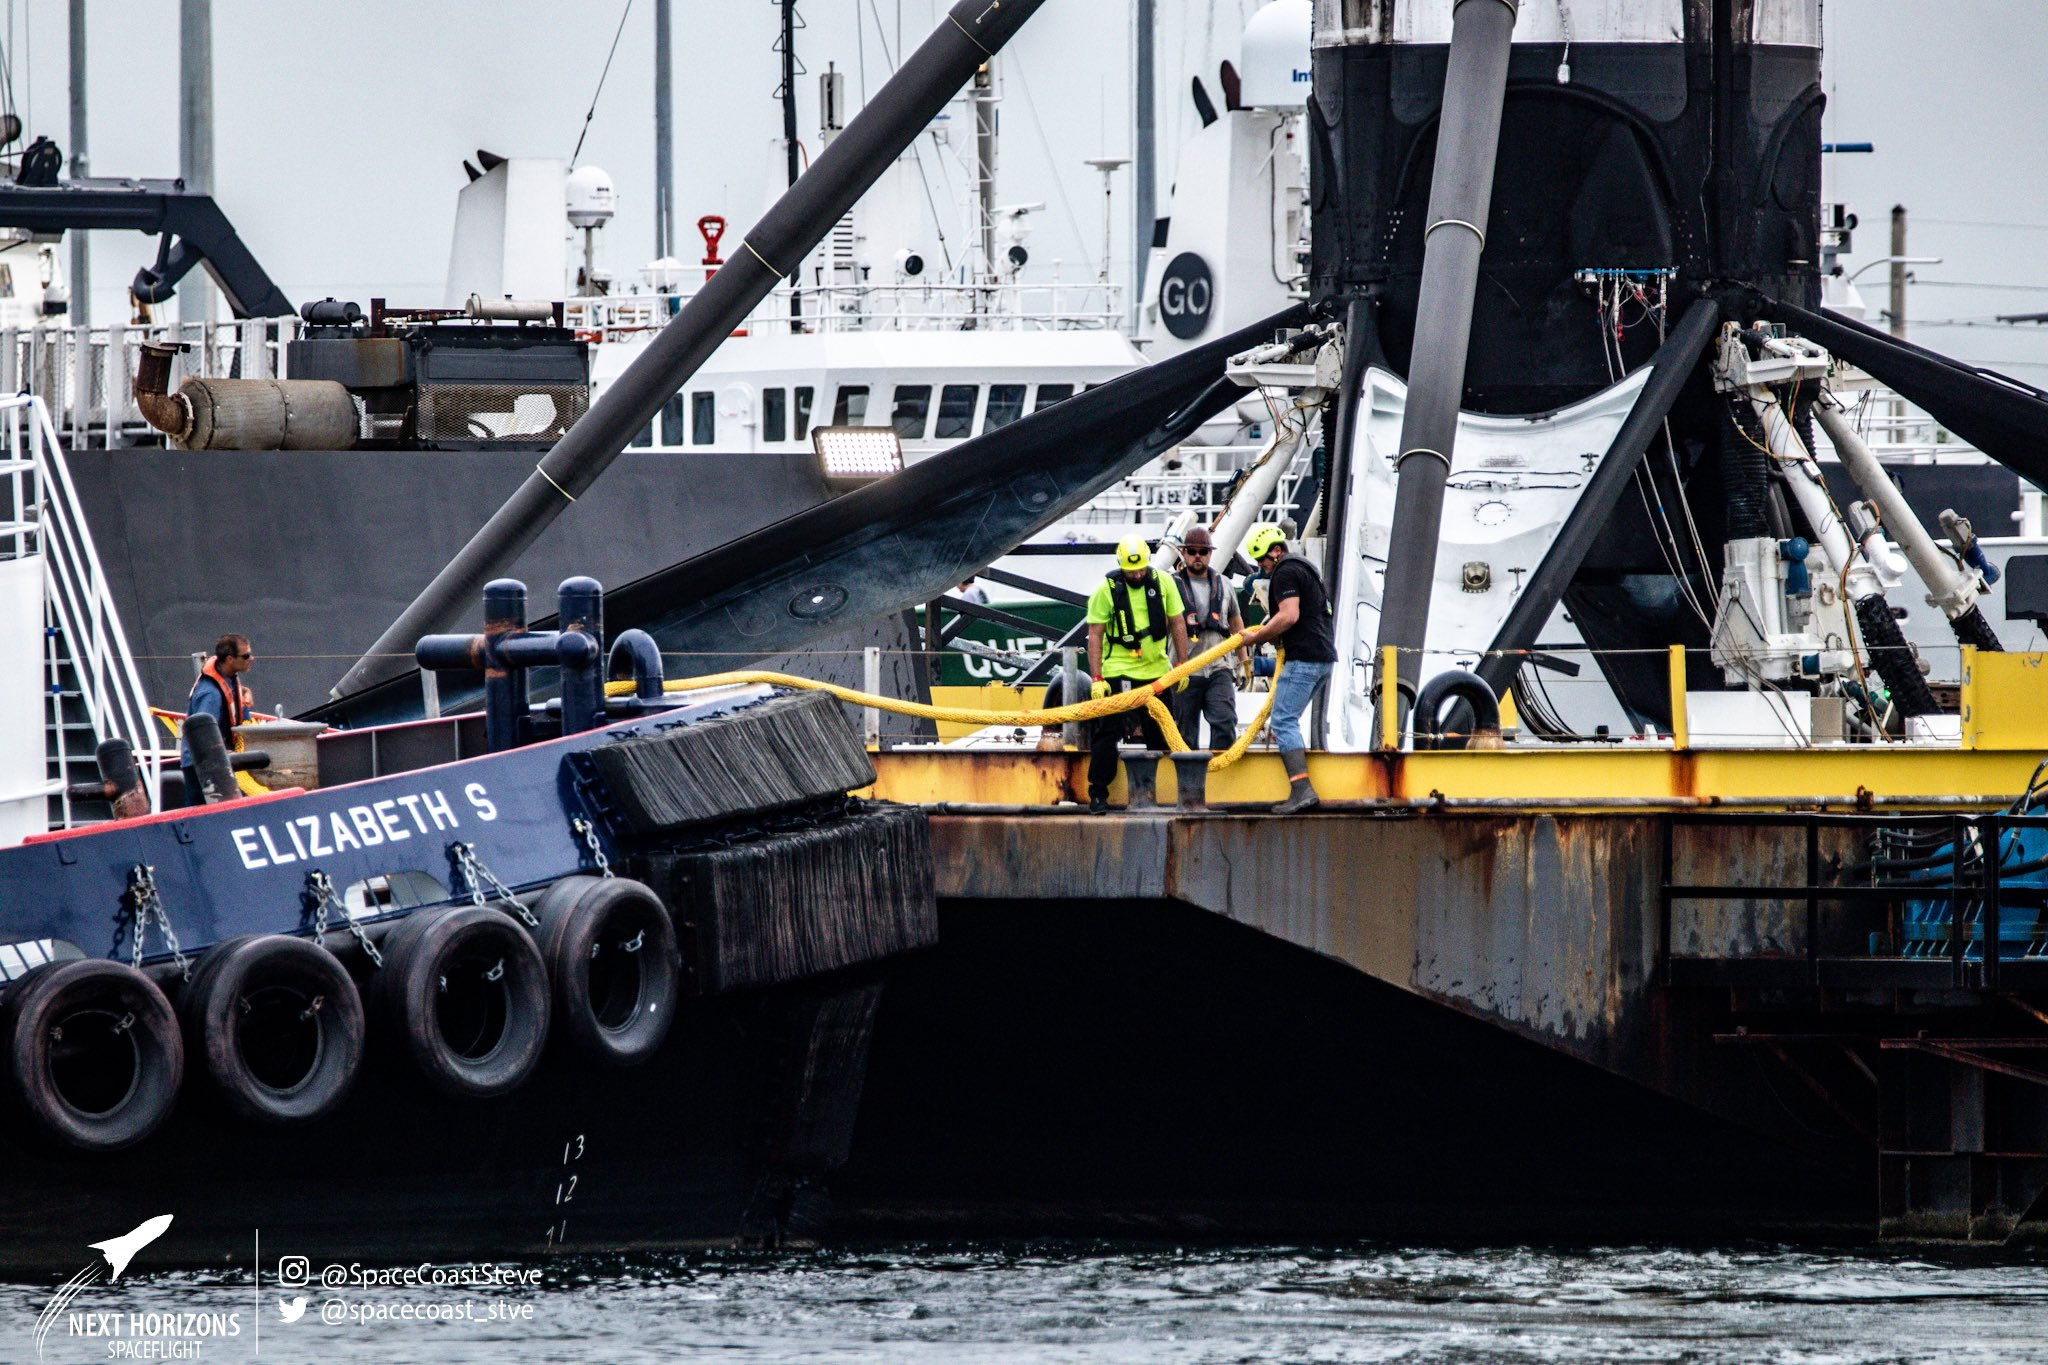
[565,279,1125,339]
[0,394,161,817]
[0,318,301,448]
[1661,809,2048,992]
[1058,441,1314,529]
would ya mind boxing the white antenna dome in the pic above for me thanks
[1239,0,1313,109]
[566,165,617,229]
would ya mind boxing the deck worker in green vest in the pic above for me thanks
[1237,524,1334,813]
[1084,536,1190,815]
[1170,524,1247,752]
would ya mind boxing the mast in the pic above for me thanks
[1133,0,1155,318]
[654,0,673,261]
[974,59,997,279]
[1888,205,1908,340]
[780,0,803,329]
[67,0,87,326]
[177,0,214,324]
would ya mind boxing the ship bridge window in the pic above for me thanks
[691,391,715,445]
[661,393,686,446]
[764,388,787,443]
[632,419,653,448]
[935,384,977,440]
[832,385,870,425]
[891,385,933,440]
[794,386,815,438]
[1033,383,1074,412]
[985,384,1027,431]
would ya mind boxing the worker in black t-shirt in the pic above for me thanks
[1238,524,1335,813]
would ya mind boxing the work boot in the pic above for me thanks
[1273,750,1320,814]
[1088,792,1111,816]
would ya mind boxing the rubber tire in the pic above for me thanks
[372,906,550,1100]
[530,876,679,1066]
[179,935,364,1125]
[2,959,183,1152]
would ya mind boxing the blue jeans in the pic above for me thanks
[1269,660,1332,752]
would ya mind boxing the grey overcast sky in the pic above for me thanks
[12,0,2048,375]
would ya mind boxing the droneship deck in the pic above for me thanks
[847,650,2048,1241]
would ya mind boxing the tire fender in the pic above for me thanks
[2,959,183,1151]
[371,906,550,1100]
[179,934,364,1124]
[531,876,679,1066]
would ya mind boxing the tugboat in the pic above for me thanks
[0,574,933,1274]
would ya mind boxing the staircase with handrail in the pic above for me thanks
[0,393,161,842]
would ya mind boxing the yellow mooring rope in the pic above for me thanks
[602,633,1286,772]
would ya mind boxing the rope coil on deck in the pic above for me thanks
[602,634,1285,771]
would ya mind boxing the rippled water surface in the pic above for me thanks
[8,1243,2048,1364]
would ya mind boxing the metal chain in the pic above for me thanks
[126,865,192,982]
[304,869,385,969]
[450,842,542,930]
[571,816,615,879]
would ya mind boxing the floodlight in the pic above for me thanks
[812,425,904,488]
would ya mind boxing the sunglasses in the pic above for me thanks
[1184,548,1211,556]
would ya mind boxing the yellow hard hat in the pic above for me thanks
[1245,523,1286,561]
[1115,536,1151,571]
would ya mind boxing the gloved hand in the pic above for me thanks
[1174,674,1190,693]
[1090,678,1112,701]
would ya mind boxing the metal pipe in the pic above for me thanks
[556,575,605,735]
[921,794,2022,814]
[177,0,215,325]
[1815,397,1990,634]
[67,0,88,327]
[132,342,192,440]
[481,579,528,754]
[654,0,674,261]
[331,0,1048,701]
[1889,205,1908,341]
[1370,0,1519,731]
[780,0,804,331]
[606,628,666,701]
[1753,397,1878,601]
[1477,300,1721,698]
[1210,421,1310,567]
[974,59,998,279]
[1133,0,1156,322]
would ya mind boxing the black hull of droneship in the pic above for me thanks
[61,447,924,720]
[841,901,1868,1242]
[0,975,886,1277]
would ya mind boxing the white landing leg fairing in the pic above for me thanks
[1326,366,1653,752]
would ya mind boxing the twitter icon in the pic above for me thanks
[277,1296,308,1323]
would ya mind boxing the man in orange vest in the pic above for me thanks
[180,633,253,807]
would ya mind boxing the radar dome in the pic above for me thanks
[566,165,617,229]
[1239,0,1312,109]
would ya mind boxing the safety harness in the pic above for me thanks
[1104,571,1168,653]
[1174,567,1233,636]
